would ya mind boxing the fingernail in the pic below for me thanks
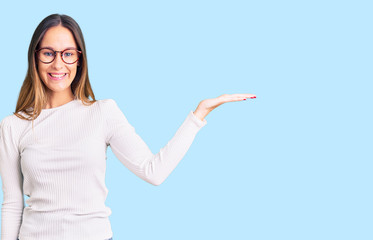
[243,99,246,100]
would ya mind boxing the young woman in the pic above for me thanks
[0,14,256,240]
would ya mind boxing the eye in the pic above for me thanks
[43,51,54,57]
[63,50,76,57]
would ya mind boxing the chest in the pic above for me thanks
[19,114,108,175]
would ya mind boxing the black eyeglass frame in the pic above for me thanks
[35,47,82,64]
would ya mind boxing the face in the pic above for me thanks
[36,25,79,98]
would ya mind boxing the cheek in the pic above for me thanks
[68,66,78,77]
[37,65,48,80]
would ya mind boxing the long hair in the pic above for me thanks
[14,13,96,123]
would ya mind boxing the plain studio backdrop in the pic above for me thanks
[0,1,372,239]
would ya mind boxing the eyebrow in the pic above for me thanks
[40,46,78,50]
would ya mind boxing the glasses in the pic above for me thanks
[35,47,82,64]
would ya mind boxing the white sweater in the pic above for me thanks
[0,98,207,240]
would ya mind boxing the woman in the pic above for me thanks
[0,14,256,240]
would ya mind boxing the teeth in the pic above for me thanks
[50,73,66,77]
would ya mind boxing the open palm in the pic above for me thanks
[193,93,256,121]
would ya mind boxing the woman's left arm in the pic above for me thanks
[104,93,256,186]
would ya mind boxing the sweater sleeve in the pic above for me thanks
[103,99,207,186]
[0,117,24,240]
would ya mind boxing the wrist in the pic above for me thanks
[193,103,210,121]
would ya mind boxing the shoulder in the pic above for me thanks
[95,98,117,106]
[0,114,24,141]
[95,99,129,123]
[0,111,33,137]
[95,99,121,112]
[0,115,11,129]
[0,114,22,129]
[94,99,125,118]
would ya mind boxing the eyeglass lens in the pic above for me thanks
[38,49,79,64]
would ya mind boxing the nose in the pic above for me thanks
[51,52,64,69]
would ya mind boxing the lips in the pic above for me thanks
[49,73,67,77]
[48,73,67,80]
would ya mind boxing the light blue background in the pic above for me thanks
[0,0,372,239]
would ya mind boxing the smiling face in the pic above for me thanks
[36,25,78,98]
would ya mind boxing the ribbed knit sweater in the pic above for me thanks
[0,98,207,240]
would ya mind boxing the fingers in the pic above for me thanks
[217,93,257,103]
[227,94,257,103]
[243,93,256,98]
[233,93,256,101]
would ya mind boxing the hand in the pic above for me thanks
[193,93,256,121]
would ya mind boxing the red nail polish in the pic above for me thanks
[243,99,246,100]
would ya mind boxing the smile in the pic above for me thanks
[48,73,67,80]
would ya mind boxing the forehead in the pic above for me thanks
[39,25,77,49]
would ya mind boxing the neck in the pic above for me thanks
[44,91,75,109]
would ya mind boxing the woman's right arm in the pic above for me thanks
[0,117,24,240]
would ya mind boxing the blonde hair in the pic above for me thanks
[14,14,96,126]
